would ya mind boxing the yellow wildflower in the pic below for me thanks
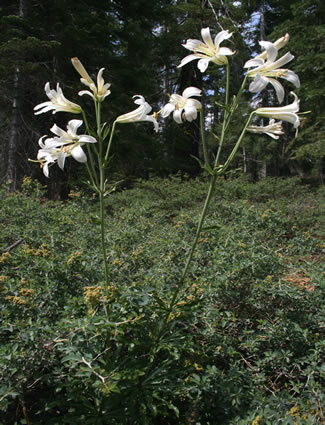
[5,296,27,305]
[83,285,104,306]
[0,252,10,264]
[0,275,9,283]
[194,363,203,371]
[20,277,29,286]
[252,416,262,425]
[19,288,35,297]
[67,250,83,266]
[23,244,51,257]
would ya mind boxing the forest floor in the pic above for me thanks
[1,176,324,424]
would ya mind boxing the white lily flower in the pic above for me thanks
[178,27,235,72]
[255,92,300,135]
[37,119,97,176]
[244,38,300,104]
[71,57,111,102]
[247,119,284,139]
[255,33,290,61]
[34,82,82,115]
[161,87,202,124]
[116,95,159,132]
[37,146,61,178]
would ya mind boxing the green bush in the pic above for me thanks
[0,176,324,424]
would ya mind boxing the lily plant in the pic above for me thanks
[33,59,159,312]
[150,27,303,350]
[33,27,302,330]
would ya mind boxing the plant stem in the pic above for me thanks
[152,69,250,353]
[152,172,217,352]
[179,173,216,288]
[82,109,99,188]
[199,109,209,168]
[95,101,110,291]
[218,112,254,175]
[99,179,110,290]
[224,73,248,134]
[105,120,117,163]
[215,63,230,167]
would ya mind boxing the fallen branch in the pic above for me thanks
[1,238,24,253]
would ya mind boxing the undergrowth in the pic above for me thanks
[0,176,324,425]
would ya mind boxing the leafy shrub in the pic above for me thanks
[0,177,324,424]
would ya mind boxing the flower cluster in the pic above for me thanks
[37,120,97,177]
[244,34,300,104]
[34,60,159,176]
[34,27,302,177]
[161,27,301,137]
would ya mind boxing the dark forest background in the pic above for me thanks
[1,0,324,197]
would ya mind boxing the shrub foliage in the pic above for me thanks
[0,176,324,424]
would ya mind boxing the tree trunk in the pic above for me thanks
[243,146,247,174]
[259,0,266,40]
[6,0,27,191]
[6,70,21,191]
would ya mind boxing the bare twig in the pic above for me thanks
[203,0,238,30]
[27,377,42,389]
[81,357,111,392]
[203,0,224,30]
[19,399,31,425]
[1,238,23,253]
[313,390,325,424]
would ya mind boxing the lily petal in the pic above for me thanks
[184,105,198,121]
[270,52,294,70]
[259,41,278,64]
[71,145,87,163]
[283,70,300,87]
[201,27,214,50]
[178,54,201,68]
[214,30,232,48]
[173,110,183,124]
[57,152,66,170]
[78,90,95,99]
[244,58,265,68]
[71,57,94,85]
[182,87,202,98]
[249,74,269,93]
[267,77,285,104]
[161,103,175,118]
[67,119,83,136]
[198,58,210,73]
[78,135,97,144]
[50,124,69,138]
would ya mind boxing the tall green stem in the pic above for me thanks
[93,100,110,291]
[215,63,230,168]
[224,73,249,134]
[99,175,110,290]
[199,110,209,168]
[219,112,254,175]
[105,121,117,163]
[153,68,249,349]
[180,173,216,286]
[152,172,217,349]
